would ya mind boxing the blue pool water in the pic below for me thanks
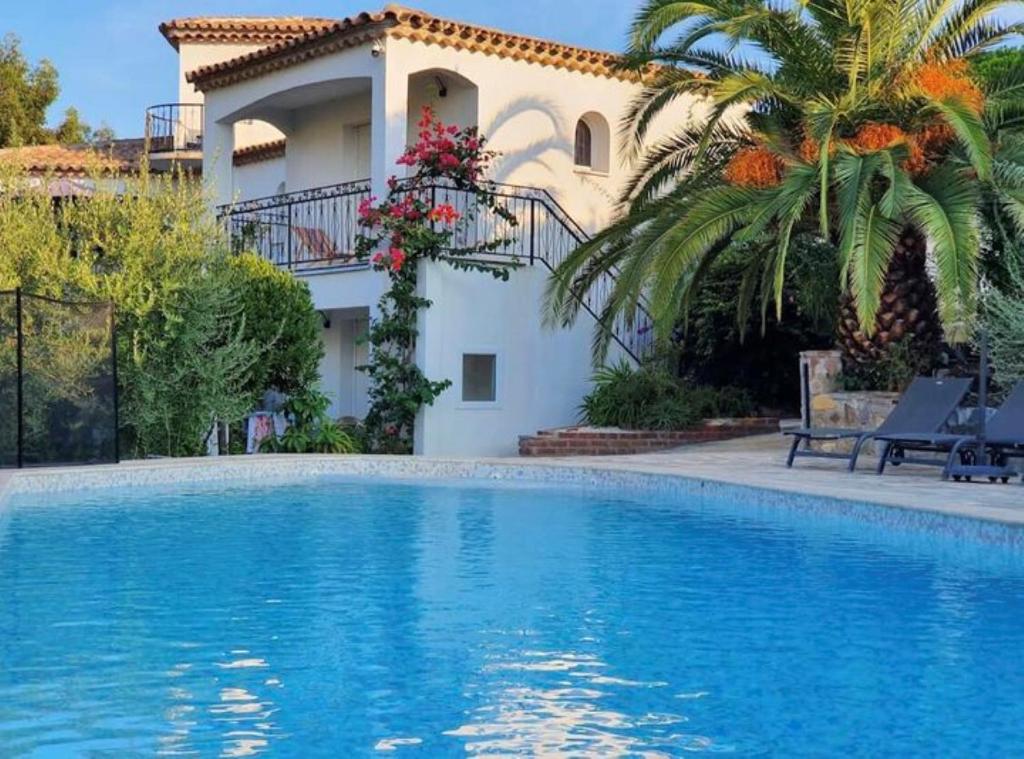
[1,477,1023,756]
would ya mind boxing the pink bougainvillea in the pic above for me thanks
[353,106,517,453]
[393,106,495,185]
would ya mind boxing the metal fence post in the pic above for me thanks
[15,288,24,469]
[287,203,294,270]
[529,199,536,266]
[110,303,120,464]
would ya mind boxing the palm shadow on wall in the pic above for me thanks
[482,95,615,228]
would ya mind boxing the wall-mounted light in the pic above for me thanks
[434,76,448,97]
[371,39,384,58]
[318,310,332,329]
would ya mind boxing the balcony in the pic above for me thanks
[145,103,203,171]
[221,181,372,272]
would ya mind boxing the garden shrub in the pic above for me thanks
[984,257,1024,390]
[258,388,360,454]
[580,361,755,430]
[673,235,838,412]
[0,165,326,458]
[835,335,936,393]
[228,254,324,396]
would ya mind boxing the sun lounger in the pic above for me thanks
[785,376,972,471]
[910,382,1024,482]
[292,226,352,263]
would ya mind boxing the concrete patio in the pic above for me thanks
[536,433,1024,525]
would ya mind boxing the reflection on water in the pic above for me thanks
[155,654,281,757]
[448,650,719,756]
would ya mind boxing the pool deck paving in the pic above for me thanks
[1,434,1022,526]
[535,434,1024,525]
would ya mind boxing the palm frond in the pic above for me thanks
[928,95,993,180]
[903,168,981,341]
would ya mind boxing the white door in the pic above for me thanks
[353,124,371,181]
[352,318,370,418]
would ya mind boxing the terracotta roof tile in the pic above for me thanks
[186,5,645,91]
[160,17,337,50]
[0,140,145,177]
[233,139,286,166]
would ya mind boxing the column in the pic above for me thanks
[369,43,408,199]
[203,118,235,209]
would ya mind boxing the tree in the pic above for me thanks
[0,34,58,147]
[548,0,1024,367]
[0,35,108,148]
[91,122,116,144]
[54,106,90,144]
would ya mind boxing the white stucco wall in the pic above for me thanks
[387,37,703,234]
[414,260,627,457]
[285,94,372,191]
[232,157,286,202]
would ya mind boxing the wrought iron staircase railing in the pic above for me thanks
[411,180,655,362]
[218,179,654,361]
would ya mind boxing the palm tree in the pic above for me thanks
[548,0,1024,365]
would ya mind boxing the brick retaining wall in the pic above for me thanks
[518,418,781,457]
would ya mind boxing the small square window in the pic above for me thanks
[462,354,497,402]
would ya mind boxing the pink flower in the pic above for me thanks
[439,153,460,169]
[389,247,406,271]
[428,204,460,224]
[357,196,378,218]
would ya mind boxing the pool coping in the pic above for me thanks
[1,454,1023,543]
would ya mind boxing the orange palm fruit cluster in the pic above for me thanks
[912,59,984,112]
[723,146,786,187]
[798,135,839,163]
[846,122,927,174]
[914,122,956,156]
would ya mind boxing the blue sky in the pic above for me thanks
[5,1,639,138]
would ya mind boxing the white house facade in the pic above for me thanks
[159,5,703,456]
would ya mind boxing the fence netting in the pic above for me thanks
[0,290,118,468]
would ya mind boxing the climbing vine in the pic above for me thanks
[355,107,517,453]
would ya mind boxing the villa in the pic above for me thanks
[160,5,700,456]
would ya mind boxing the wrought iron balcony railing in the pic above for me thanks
[145,103,204,154]
[221,181,372,270]
[218,179,654,360]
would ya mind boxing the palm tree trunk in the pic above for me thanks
[836,227,942,366]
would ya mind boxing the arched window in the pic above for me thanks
[574,119,593,168]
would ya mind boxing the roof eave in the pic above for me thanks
[187,19,395,92]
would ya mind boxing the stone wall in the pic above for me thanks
[810,391,899,453]
[518,418,780,457]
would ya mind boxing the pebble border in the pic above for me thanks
[1,455,1023,548]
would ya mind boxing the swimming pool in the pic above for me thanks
[1,473,1023,756]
